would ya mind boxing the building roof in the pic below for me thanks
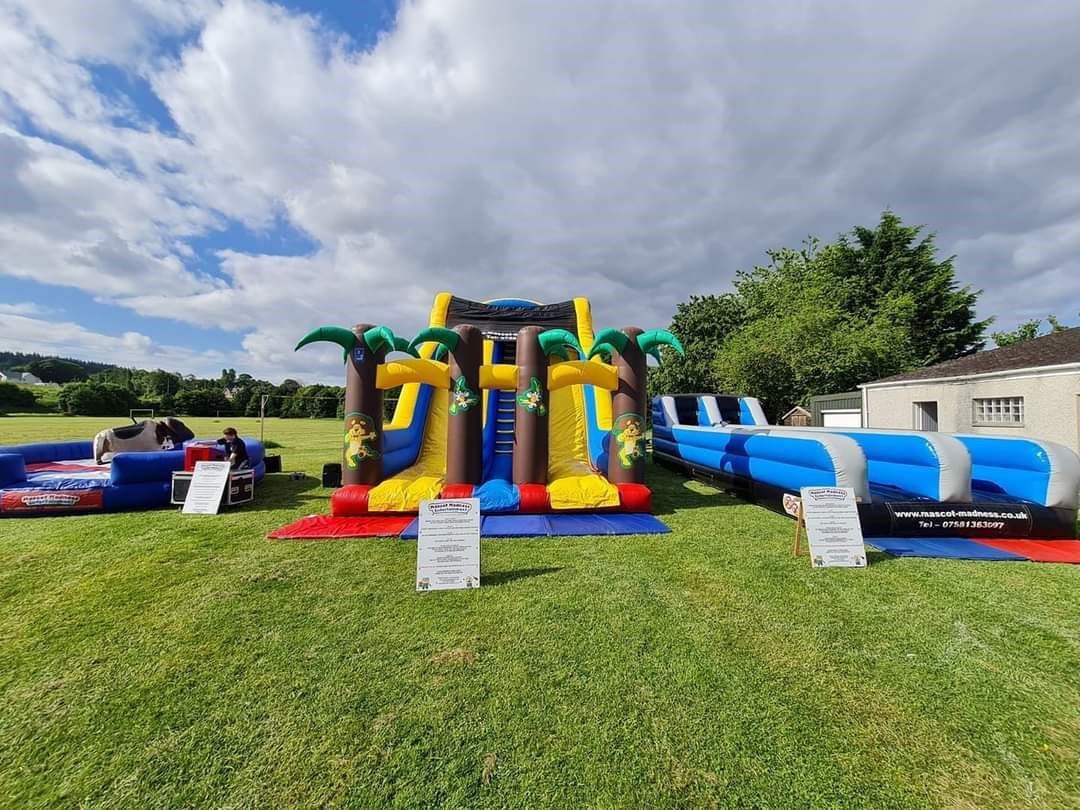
[866,327,1080,386]
[780,405,811,419]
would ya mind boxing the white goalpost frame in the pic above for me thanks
[129,408,155,423]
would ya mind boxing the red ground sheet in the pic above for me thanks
[976,539,1080,564]
[267,514,413,540]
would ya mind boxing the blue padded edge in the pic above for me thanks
[663,425,841,492]
[102,480,173,512]
[0,454,27,487]
[5,475,106,492]
[865,537,1027,561]
[825,431,950,501]
[110,450,187,485]
[0,440,95,464]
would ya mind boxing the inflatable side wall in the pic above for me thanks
[652,394,1078,539]
[785,427,972,503]
[652,396,870,502]
[956,434,1080,510]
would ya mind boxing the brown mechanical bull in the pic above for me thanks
[93,417,195,463]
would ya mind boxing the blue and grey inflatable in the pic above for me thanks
[652,394,1079,539]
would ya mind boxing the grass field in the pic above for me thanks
[1,415,1078,808]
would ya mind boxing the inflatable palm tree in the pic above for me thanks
[588,328,684,484]
[295,324,415,486]
[513,327,585,484]
[408,325,484,485]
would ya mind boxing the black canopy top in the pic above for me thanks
[445,296,579,339]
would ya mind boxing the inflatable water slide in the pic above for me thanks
[271,293,683,539]
[652,394,1080,562]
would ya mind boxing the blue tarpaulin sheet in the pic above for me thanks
[865,537,1027,561]
[399,513,669,539]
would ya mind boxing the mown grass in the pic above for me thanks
[0,415,1078,808]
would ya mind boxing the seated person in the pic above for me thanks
[216,427,250,470]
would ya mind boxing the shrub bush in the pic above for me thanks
[0,382,37,414]
[57,382,140,416]
[173,387,231,417]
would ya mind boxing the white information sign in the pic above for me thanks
[181,461,231,515]
[416,498,481,591]
[799,486,867,568]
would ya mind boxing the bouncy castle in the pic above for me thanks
[271,293,682,538]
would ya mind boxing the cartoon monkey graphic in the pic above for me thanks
[614,415,645,468]
[344,414,380,468]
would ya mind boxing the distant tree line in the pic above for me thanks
[0,359,392,419]
[991,315,1070,348]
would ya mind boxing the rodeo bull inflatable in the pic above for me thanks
[93,417,195,463]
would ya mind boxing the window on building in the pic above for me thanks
[912,401,938,431]
[973,396,1024,426]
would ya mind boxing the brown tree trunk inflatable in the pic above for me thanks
[607,326,647,485]
[513,326,549,484]
[342,323,386,486]
[445,324,484,486]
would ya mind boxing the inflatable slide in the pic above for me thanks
[653,394,1080,562]
[271,293,682,539]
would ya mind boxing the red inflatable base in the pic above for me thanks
[327,482,652,515]
[331,485,372,516]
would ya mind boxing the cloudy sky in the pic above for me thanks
[1,0,1078,382]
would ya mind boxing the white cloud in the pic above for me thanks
[1,0,1079,381]
[5,0,216,63]
[0,311,228,372]
[0,301,48,315]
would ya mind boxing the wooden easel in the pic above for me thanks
[792,499,807,557]
[792,493,862,558]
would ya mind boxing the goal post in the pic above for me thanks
[129,408,155,423]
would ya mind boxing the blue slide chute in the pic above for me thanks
[652,394,1078,540]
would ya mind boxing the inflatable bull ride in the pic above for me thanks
[270,293,683,539]
[0,417,266,517]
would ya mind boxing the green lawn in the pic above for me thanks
[0,415,1078,808]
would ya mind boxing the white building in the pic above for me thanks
[860,328,1080,453]
[0,370,43,385]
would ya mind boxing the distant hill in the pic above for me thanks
[0,352,120,383]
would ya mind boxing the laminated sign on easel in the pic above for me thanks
[792,486,867,568]
[181,461,231,515]
[416,498,481,591]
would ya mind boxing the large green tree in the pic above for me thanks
[714,243,917,419]
[649,293,744,395]
[657,212,989,416]
[832,211,988,365]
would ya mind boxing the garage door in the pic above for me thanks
[822,409,862,428]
